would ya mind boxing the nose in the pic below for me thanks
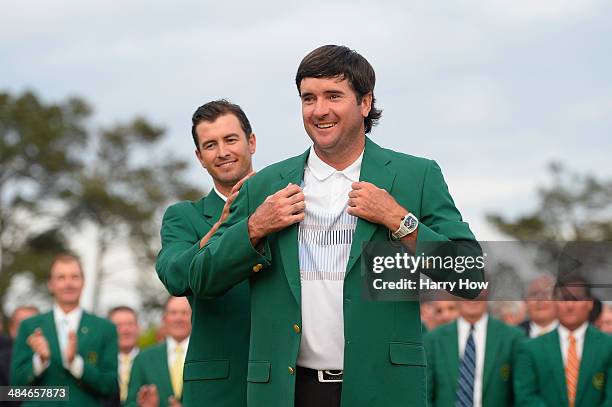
[217,142,230,158]
[313,98,330,118]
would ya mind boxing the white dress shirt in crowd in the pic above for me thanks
[457,314,488,407]
[166,336,190,368]
[558,322,588,365]
[33,304,84,378]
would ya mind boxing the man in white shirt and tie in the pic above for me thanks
[10,253,119,406]
[126,296,191,407]
[425,294,524,407]
[515,276,612,406]
[108,306,141,405]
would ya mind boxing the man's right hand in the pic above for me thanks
[137,384,159,407]
[26,329,50,363]
[248,183,305,247]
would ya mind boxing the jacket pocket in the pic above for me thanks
[183,359,230,380]
[247,361,271,383]
[389,342,426,366]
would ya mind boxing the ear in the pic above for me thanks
[195,148,206,169]
[248,133,257,155]
[361,92,372,117]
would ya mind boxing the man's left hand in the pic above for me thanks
[347,182,407,231]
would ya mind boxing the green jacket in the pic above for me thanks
[156,190,249,407]
[424,317,524,407]
[514,325,612,407]
[125,342,174,407]
[189,138,481,407]
[10,310,118,406]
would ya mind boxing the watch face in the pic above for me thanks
[404,216,417,229]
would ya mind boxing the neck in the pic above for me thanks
[213,183,232,198]
[120,346,135,355]
[172,335,188,343]
[562,322,586,332]
[314,136,365,171]
[57,302,79,314]
[462,314,484,325]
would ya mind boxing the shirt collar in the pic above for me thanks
[306,147,364,182]
[558,321,589,341]
[212,185,228,202]
[166,336,190,352]
[53,303,82,324]
[530,319,558,335]
[458,313,489,332]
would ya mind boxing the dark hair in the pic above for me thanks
[191,99,252,147]
[554,275,592,300]
[295,45,383,134]
[108,305,138,319]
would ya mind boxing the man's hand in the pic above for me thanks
[137,384,159,407]
[347,182,407,230]
[199,171,256,249]
[248,183,305,247]
[65,331,77,364]
[26,329,50,363]
[168,396,182,407]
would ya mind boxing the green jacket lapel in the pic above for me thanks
[272,149,310,306]
[545,330,569,406]
[443,322,460,389]
[201,190,224,228]
[44,311,63,367]
[575,326,597,407]
[160,341,175,398]
[482,318,502,398]
[345,137,396,275]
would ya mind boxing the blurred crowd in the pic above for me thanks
[2,255,611,407]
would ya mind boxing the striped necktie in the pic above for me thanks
[566,333,579,407]
[456,325,476,407]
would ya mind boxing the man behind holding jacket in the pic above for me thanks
[156,99,256,406]
[189,45,482,407]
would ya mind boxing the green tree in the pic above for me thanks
[0,90,201,323]
[487,162,612,241]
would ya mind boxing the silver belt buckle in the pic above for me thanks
[317,369,343,383]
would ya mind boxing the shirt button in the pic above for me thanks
[293,324,301,334]
[288,366,295,375]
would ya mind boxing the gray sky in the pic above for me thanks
[2,0,611,313]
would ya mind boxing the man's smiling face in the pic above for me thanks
[299,76,371,159]
[195,113,255,190]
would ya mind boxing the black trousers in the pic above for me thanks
[294,366,342,407]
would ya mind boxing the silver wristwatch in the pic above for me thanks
[391,213,419,240]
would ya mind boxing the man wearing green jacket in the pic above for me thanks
[156,100,256,406]
[126,296,191,407]
[189,45,482,407]
[514,277,612,406]
[425,298,524,407]
[11,254,118,406]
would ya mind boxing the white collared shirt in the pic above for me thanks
[529,319,559,338]
[118,347,139,370]
[457,314,488,407]
[212,185,228,202]
[166,336,190,368]
[33,304,84,378]
[558,322,588,365]
[297,147,363,370]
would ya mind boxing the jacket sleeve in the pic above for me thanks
[189,180,271,299]
[156,203,200,296]
[416,160,484,299]
[79,321,118,396]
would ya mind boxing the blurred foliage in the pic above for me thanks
[0,90,202,323]
[487,162,612,241]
